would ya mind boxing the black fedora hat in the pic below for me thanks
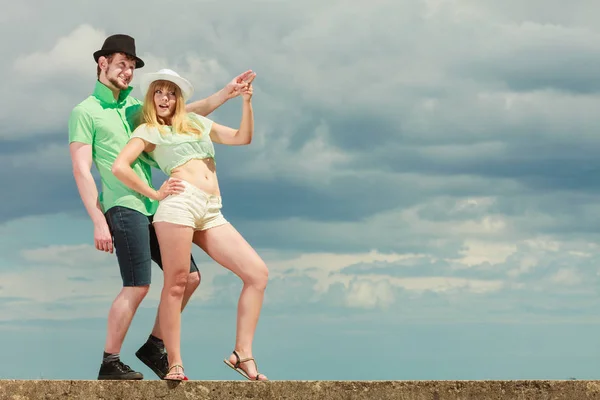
[93,34,145,68]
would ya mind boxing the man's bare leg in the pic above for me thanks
[98,286,149,380]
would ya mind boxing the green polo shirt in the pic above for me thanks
[68,81,158,216]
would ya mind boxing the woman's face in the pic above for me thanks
[153,84,177,121]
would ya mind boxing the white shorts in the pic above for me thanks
[153,179,228,231]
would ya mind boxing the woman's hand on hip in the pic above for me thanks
[154,178,186,201]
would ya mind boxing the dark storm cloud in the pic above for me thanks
[218,172,411,223]
[1,0,600,258]
[453,32,600,94]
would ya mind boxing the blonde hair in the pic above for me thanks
[141,80,201,135]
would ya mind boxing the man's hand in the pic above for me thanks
[94,221,113,254]
[186,70,257,116]
[221,70,256,100]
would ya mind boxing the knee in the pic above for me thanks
[121,285,150,304]
[165,271,189,298]
[187,271,201,290]
[244,261,269,291]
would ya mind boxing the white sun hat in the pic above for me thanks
[139,68,194,101]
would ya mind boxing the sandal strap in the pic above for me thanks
[232,351,256,367]
[240,357,262,379]
[232,350,241,368]
[231,351,265,381]
[167,364,185,373]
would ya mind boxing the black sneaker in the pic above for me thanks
[98,359,143,380]
[135,341,168,379]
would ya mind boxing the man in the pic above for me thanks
[68,34,255,380]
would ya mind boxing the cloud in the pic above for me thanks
[457,240,517,267]
[20,244,111,267]
[13,24,106,79]
[3,22,235,140]
[1,0,600,329]
[345,280,395,309]
[7,0,600,384]
[2,196,600,324]
[4,1,600,221]
[550,268,583,286]
[0,241,223,322]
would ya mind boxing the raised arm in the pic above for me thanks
[209,83,254,146]
[69,142,113,253]
[185,70,256,116]
[112,138,184,201]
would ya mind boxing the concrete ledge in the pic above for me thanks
[1,380,600,400]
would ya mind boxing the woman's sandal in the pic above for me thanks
[223,350,268,381]
[164,364,187,381]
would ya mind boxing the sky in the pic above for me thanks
[1,0,600,381]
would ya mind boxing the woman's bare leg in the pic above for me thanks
[154,221,194,379]
[193,223,269,380]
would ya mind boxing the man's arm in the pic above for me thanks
[185,70,256,116]
[185,90,229,117]
[69,142,113,253]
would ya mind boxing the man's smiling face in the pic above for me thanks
[102,53,136,91]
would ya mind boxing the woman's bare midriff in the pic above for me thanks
[170,158,220,196]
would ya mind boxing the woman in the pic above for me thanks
[112,69,268,381]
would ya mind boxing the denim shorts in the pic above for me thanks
[105,206,199,287]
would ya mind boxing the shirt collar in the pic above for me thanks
[93,80,134,104]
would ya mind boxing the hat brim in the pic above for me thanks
[93,49,145,69]
[139,72,194,101]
